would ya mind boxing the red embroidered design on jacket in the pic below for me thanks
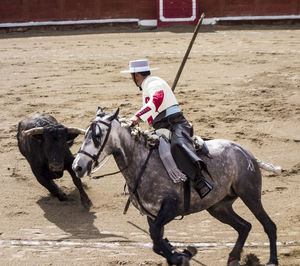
[136,106,151,117]
[147,116,153,125]
[145,97,150,104]
[153,90,164,111]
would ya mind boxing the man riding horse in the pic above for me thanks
[121,59,212,199]
[72,61,279,265]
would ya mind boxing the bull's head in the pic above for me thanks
[22,126,85,172]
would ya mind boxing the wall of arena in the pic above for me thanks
[0,0,299,25]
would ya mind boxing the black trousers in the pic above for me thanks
[153,112,200,180]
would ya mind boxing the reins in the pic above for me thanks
[92,166,128,179]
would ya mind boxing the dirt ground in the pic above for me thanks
[0,24,300,266]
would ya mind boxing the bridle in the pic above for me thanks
[78,116,130,179]
[78,119,112,167]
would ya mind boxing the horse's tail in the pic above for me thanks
[256,158,282,175]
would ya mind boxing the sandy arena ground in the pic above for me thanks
[0,24,300,266]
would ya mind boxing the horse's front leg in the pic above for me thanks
[147,197,192,266]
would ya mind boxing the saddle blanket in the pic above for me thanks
[158,136,187,183]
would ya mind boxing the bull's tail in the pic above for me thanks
[256,158,282,175]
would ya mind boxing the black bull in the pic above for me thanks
[17,112,92,208]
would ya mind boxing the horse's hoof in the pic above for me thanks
[266,259,278,266]
[183,246,197,258]
[179,255,190,266]
[57,191,67,201]
[166,255,190,266]
[81,197,93,209]
[227,260,240,266]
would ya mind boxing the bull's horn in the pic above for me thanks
[67,127,86,135]
[22,127,44,136]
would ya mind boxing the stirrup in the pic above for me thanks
[193,177,213,199]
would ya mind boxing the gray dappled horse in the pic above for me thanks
[72,108,278,266]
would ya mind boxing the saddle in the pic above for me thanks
[153,128,210,184]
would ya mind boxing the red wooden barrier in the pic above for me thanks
[199,0,300,18]
[0,0,155,23]
[0,0,299,25]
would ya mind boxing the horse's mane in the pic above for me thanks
[92,114,155,147]
[119,117,154,144]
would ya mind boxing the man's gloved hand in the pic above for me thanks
[129,115,141,126]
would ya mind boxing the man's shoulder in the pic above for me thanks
[148,75,164,82]
[145,75,168,88]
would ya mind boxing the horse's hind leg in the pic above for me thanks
[207,196,252,265]
[147,197,191,266]
[240,196,278,265]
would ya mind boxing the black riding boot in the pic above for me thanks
[179,143,213,199]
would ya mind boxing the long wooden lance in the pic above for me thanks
[171,13,205,92]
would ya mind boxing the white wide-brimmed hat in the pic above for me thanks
[120,59,159,73]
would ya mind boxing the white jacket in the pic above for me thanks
[135,75,178,125]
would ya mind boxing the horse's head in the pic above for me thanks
[72,107,119,178]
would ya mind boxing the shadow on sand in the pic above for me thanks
[37,190,127,241]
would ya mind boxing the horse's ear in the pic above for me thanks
[108,108,120,121]
[97,106,105,117]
